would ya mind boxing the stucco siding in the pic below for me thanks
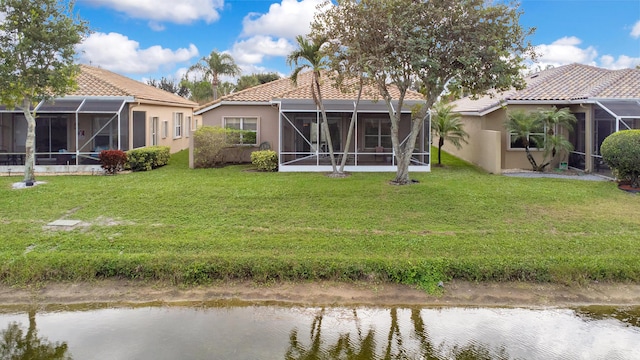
[129,103,195,153]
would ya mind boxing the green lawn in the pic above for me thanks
[1,150,639,291]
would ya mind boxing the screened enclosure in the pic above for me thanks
[277,99,430,172]
[0,97,131,168]
[568,100,640,176]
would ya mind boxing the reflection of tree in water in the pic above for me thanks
[0,309,71,360]
[284,307,511,360]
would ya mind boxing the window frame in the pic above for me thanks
[223,116,259,146]
[507,131,546,151]
[151,117,159,145]
[161,120,168,139]
[362,117,392,149]
[174,113,183,139]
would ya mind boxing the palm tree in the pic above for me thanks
[287,35,338,174]
[189,50,240,101]
[431,102,469,166]
[505,110,544,171]
[537,106,576,165]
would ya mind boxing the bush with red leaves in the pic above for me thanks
[99,150,127,175]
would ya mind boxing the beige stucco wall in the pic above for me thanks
[192,104,279,166]
[199,104,279,149]
[128,103,195,153]
[447,103,589,173]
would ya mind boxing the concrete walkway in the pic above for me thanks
[502,170,610,181]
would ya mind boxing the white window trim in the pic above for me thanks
[223,116,259,145]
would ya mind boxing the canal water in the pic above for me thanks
[0,304,638,359]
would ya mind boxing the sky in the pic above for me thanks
[68,0,640,84]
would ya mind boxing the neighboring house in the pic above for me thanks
[0,65,198,173]
[193,71,430,172]
[448,63,640,175]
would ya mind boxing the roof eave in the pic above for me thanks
[195,101,273,115]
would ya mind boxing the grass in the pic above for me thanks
[1,149,639,292]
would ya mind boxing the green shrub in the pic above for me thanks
[601,129,640,187]
[98,150,127,175]
[251,150,278,171]
[193,126,251,168]
[127,146,171,172]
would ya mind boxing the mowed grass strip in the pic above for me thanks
[1,150,638,291]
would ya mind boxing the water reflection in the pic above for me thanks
[0,309,71,360]
[284,308,511,360]
[0,305,638,360]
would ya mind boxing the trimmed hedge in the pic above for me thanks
[601,129,640,188]
[251,150,278,171]
[127,146,171,172]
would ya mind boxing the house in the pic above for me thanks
[193,71,430,172]
[0,65,198,173]
[448,63,640,175]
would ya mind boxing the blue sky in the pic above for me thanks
[70,0,640,83]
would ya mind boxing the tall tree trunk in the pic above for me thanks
[22,98,36,183]
[313,77,337,173]
[438,136,444,165]
[212,73,219,100]
[339,78,363,173]
[393,108,426,184]
[524,146,539,171]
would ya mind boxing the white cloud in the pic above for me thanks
[631,20,640,38]
[79,0,223,25]
[600,54,640,70]
[148,21,166,32]
[531,36,640,70]
[229,0,328,73]
[533,36,598,68]
[230,35,295,65]
[76,32,199,74]
[241,0,325,39]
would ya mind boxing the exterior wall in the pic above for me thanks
[447,103,587,172]
[192,104,279,166]
[128,103,195,153]
[440,113,484,168]
[478,130,501,173]
[199,104,279,149]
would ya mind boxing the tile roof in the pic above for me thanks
[195,71,423,112]
[71,65,197,107]
[452,63,640,114]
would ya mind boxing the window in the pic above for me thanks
[364,118,392,148]
[508,131,545,150]
[151,117,159,145]
[162,120,168,139]
[174,113,183,138]
[224,117,258,145]
[93,117,115,150]
[186,116,192,138]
